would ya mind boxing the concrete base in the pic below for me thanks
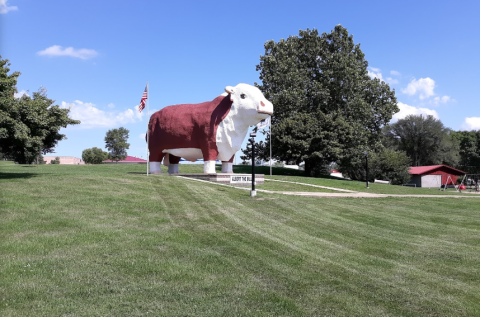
[250,190,257,197]
[176,173,264,186]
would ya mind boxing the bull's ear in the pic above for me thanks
[224,86,235,95]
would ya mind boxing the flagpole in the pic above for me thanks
[146,81,149,176]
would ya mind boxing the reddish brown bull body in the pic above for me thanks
[148,95,233,165]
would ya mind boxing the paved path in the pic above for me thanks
[265,179,357,192]
[256,190,480,198]
[179,176,480,198]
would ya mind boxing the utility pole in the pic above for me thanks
[249,129,257,197]
[364,151,369,189]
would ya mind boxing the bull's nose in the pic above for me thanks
[257,100,273,115]
[258,109,273,115]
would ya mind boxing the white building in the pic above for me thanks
[43,156,84,165]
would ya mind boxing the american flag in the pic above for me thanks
[138,85,148,112]
[256,116,271,129]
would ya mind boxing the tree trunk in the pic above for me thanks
[304,160,313,177]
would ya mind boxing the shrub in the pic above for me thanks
[339,148,411,185]
[82,147,109,164]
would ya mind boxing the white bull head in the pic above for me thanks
[213,83,273,171]
[224,83,273,124]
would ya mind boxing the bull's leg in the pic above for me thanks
[221,162,233,173]
[168,164,179,174]
[150,162,162,174]
[204,161,216,174]
[202,144,219,174]
[168,154,181,175]
[221,155,235,173]
[149,152,165,175]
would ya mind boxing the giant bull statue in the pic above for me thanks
[148,83,273,174]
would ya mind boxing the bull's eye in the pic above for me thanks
[240,94,246,99]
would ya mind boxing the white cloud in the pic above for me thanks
[392,102,439,122]
[133,105,145,120]
[14,90,29,98]
[461,117,480,131]
[60,100,142,129]
[367,67,399,85]
[0,0,17,14]
[107,103,115,109]
[37,45,98,60]
[402,77,435,100]
[139,133,146,139]
[367,67,383,81]
[385,77,399,85]
[431,95,454,106]
[390,70,401,76]
[115,108,136,124]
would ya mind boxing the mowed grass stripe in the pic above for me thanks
[211,193,477,280]
[1,163,479,316]
[162,178,480,315]
[139,176,311,314]
[261,196,480,286]
[209,196,478,316]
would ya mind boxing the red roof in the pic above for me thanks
[409,165,466,175]
[103,156,147,162]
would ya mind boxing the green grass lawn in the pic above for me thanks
[1,163,480,316]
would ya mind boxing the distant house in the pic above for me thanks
[330,169,344,178]
[43,156,84,165]
[103,156,147,164]
[408,165,466,188]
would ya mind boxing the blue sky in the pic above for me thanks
[2,0,479,162]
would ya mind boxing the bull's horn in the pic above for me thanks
[224,86,235,94]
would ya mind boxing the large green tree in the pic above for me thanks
[82,147,109,164]
[339,148,411,185]
[383,114,459,167]
[256,26,398,176]
[105,127,129,163]
[451,130,480,173]
[240,140,269,164]
[0,57,80,164]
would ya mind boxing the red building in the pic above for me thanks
[408,165,466,188]
[103,156,147,164]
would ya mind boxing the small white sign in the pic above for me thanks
[230,175,252,184]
